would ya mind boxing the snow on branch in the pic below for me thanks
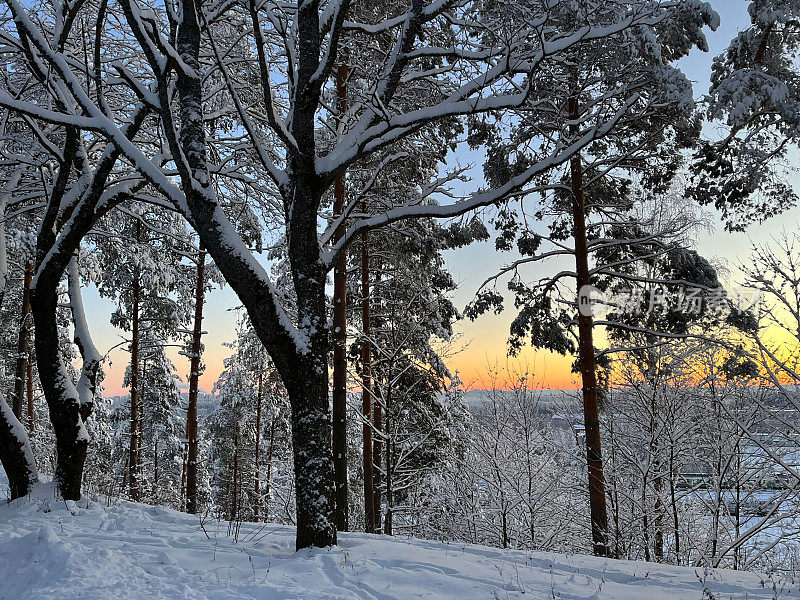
[324,92,642,267]
[0,169,23,305]
[319,1,683,180]
[67,255,102,416]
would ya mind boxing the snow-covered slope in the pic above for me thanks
[0,484,791,600]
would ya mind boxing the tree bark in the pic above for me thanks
[669,444,681,563]
[280,175,337,548]
[26,352,35,436]
[26,110,145,503]
[254,370,263,522]
[30,284,87,500]
[231,429,239,521]
[651,393,664,561]
[642,474,651,562]
[180,448,187,512]
[373,375,382,533]
[371,287,383,531]
[32,253,92,501]
[384,385,393,536]
[185,246,206,514]
[332,56,350,534]
[129,226,142,502]
[284,350,336,548]
[361,230,374,533]
[153,436,159,505]
[0,390,37,499]
[148,0,339,548]
[607,405,622,558]
[569,94,609,557]
[11,260,33,418]
[265,416,276,522]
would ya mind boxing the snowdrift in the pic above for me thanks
[0,483,791,599]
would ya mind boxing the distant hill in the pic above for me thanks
[460,388,581,412]
[104,391,220,420]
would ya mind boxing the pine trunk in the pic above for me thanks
[26,354,34,436]
[384,385,393,536]
[11,260,33,418]
[373,380,382,533]
[232,429,239,522]
[361,231,374,533]
[185,247,206,514]
[332,58,350,534]
[254,371,263,522]
[265,416,276,522]
[129,238,142,502]
[180,448,187,512]
[569,95,609,557]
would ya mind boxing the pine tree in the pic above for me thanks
[693,0,800,231]
[184,245,207,514]
[210,315,292,522]
[1,0,718,547]
[97,205,193,503]
[465,1,718,554]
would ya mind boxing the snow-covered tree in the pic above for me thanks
[210,315,292,523]
[464,2,719,549]
[0,0,718,549]
[96,204,193,502]
[694,0,800,231]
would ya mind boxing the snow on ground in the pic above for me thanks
[0,483,795,599]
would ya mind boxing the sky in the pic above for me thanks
[85,2,794,397]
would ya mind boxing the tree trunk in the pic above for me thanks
[373,378,382,533]
[361,230,374,533]
[281,175,337,548]
[265,416,276,522]
[231,429,239,522]
[0,390,37,499]
[222,456,231,511]
[180,448,187,512]
[153,436,159,505]
[284,351,337,548]
[26,353,34,436]
[607,407,622,558]
[11,260,33,418]
[652,396,664,562]
[642,476,651,562]
[653,492,664,560]
[129,232,142,502]
[371,302,383,531]
[30,285,87,500]
[669,444,681,563]
[163,0,337,549]
[501,506,509,549]
[569,94,609,557]
[734,443,741,569]
[185,247,206,514]
[384,383,393,536]
[332,57,350,534]
[254,370,263,522]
